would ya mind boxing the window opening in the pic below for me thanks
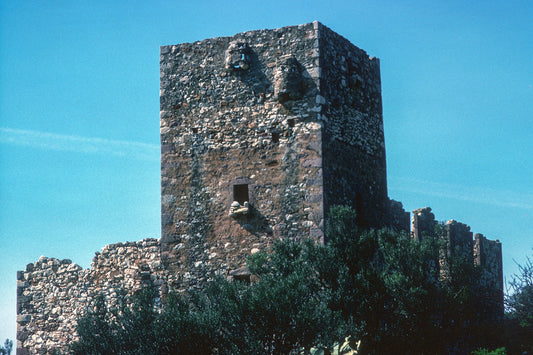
[233,184,249,205]
[287,118,295,127]
[271,132,280,143]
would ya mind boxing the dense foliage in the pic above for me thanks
[506,255,533,327]
[71,206,505,354]
[471,347,507,355]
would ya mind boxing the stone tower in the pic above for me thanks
[159,22,401,287]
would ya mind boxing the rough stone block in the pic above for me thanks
[17,314,31,325]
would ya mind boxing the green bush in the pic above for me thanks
[471,347,506,355]
[71,205,505,354]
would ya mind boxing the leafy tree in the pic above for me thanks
[319,208,446,353]
[71,293,117,354]
[246,238,343,353]
[0,339,13,355]
[72,258,339,354]
[507,255,533,327]
[153,286,221,354]
[471,347,507,355]
[505,253,533,353]
[320,206,484,354]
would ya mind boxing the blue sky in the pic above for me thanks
[1,0,532,344]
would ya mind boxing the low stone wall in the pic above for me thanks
[16,238,168,355]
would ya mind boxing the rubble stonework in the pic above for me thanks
[16,22,503,354]
[16,239,169,354]
[444,219,475,264]
[159,21,397,289]
[411,207,437,241]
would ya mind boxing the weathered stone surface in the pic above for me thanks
[16,239,172,354]
[386,199,410,232]
[225,40,251,71]
[159,21,392,290]
[274,55,306,102]
[474,233,504,320]
[411,207,436,241]
[229,201,250,217]
[16,314,31,325]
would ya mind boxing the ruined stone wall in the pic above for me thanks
[16,211,504,354]
[408,208,504,320]
[474,233,504,320]
[386,199,410,232]
[16,239,167,355]
[444,219,474,265]
[411,207,437,241]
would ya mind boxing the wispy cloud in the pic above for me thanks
[389,176,533,211]
[0,127,159,161]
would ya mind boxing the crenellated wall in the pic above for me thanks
[408,207,504,321]
[411,207,437,242]
[16,207,504,353]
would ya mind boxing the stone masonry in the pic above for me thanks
[16,22,503,354]
[16,239,172,354]
[159,21,410,289]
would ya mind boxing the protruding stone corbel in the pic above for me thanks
[229,201,249,217]
[225,41,251,71]
[274,55,304,102]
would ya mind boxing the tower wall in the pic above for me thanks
[160,22,323,287]
[445,219,474,263]
[411,207,437,241]
[159,22,389,286]
[317,23,388,229]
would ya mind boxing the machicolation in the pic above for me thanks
[16,22,503,354]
